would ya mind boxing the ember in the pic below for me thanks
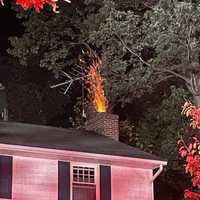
[86,54,108,113]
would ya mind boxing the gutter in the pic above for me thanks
[151,164,164,182]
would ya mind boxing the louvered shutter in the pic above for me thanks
[100,165,111,200]
[0,155,12,199]
[58,161,70,200]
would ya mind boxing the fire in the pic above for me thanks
[86,56,108,112]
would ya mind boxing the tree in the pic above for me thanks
[80,0,200,107]
[82,0,152,104]
[132,86,189,162]
[8,0,160,107]
[6,0,103,124]
[8,4,82,77]
[9,0,200,107]
[143,0,200,105]
[134,86,191,200]
[178,102,200,200]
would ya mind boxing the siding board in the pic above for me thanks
[111,166,153,200]
[12,157,57,200]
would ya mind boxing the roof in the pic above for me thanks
[0,121,165,162]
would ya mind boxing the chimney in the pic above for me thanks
[85,107,119,141]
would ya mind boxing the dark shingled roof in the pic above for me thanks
[0,121,164,161]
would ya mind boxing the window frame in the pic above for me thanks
[70,162,100,200]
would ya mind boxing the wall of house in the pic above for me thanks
[12,156,58,200]
[111,166,153,200]
[0,154,155,200]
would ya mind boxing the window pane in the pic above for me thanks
[73,184,96,200]
[90,170,94,175]
[73,174,78,182]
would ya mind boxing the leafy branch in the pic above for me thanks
[115,33,200,99]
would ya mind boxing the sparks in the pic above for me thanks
[86,54,108,113]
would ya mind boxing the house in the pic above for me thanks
[0,112,167,200]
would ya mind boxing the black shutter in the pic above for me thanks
[0,155,12,199]
[58,161,70,200]
[100,165,111,200]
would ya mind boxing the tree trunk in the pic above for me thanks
[186,80,200,106]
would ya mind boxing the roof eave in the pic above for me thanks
[0,143,167,169]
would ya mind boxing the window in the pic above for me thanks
[72,165,97,200]
[73,166,95,184]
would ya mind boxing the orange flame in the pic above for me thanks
[87,56,108,112]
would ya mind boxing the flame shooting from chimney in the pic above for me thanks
[86,54,108,113]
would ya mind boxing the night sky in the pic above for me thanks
[0,3,23,88]
[0,4,16,89]
[0,3,22,55]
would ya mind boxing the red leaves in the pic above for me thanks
[0,0,71,12]
[182,102,200,129]
[0,0,4,6]
[179,102,200,199]
[178,138,200,199]
[178,138,200,174]
[185,190,200,200]
[16,0,58,13]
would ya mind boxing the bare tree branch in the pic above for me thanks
[114,33,151,67]
[187,25,192,62]
[187,73,200,95]
[158,68,190,84]
[115,33,190,83]
[154,75,174,84]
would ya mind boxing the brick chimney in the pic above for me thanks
[85,107,119,141]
